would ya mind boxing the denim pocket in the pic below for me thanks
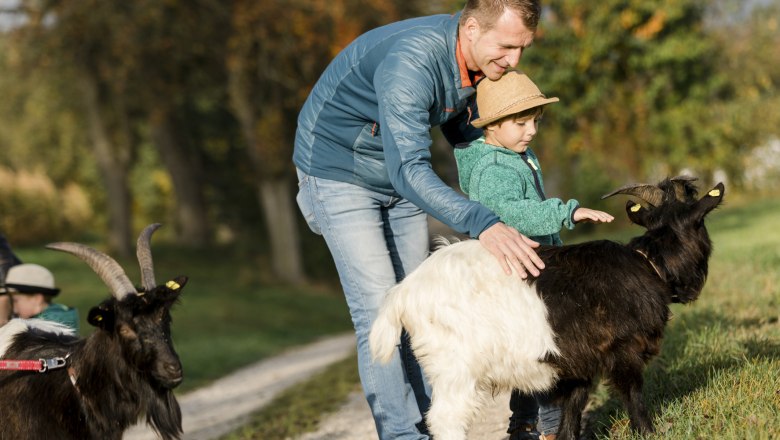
[295,171,322,235]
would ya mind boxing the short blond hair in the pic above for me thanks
[460,0,541,31]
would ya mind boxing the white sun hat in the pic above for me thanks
[4,263,60,296]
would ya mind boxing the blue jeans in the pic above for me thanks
[509,389,562,436]
[296,170,431,440]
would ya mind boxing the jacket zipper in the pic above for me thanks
[520,152,546,201]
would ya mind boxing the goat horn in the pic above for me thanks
[670,175,698,201]
[137,223,161,292]
[46,242,137,300]
[601,183,665,207]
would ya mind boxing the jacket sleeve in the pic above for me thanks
[374,47,499,237]
[471,164,580,236]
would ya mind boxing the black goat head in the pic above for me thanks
[48,224,186,390]
[602,177,724,228]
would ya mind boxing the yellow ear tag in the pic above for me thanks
[95,315,103,322]
[631,204,642,212]
[708,189,721,197]
[166,280,181,290]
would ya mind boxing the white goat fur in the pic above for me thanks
[370,239,559,439]
[0,318,75,358]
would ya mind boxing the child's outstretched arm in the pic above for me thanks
[572,207,614,224]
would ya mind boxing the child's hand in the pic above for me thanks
[573,208,614,224]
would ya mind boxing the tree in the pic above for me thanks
[225,0,422,284]
[522,0,732,194]
[5,0,140,255]
[123,0,231,247]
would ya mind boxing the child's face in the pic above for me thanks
[11,293,46,319]
[486,114,539,153]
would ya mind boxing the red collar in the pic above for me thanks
[456,39,483,88]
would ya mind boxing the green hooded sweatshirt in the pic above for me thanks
[37,302,79,333]
[454,137,579,245]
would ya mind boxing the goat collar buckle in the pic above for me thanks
[39,355,69,373]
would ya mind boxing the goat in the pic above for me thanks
[370,177,724,440]
[0,224,186,440]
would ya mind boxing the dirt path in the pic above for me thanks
[123,331,513,440]
[296,389,513,440]
[123,333,357,440]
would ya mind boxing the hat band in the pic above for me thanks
[480,93,546,121]
[4,283,60,296]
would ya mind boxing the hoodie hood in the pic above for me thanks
[454,136,518,195]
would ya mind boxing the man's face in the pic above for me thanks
[463,10,535,80]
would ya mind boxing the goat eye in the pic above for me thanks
[119,326,137,339]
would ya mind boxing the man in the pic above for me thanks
[0,233,23,326]
[294,1,544,438]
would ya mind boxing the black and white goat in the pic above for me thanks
[0,224,186,440]
[370,177,724,440]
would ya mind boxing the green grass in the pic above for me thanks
[227,194,780,439]
[10,244,353,392]
[222,354,361,440]
[580,196,780,439]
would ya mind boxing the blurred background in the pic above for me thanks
[0,0,778,287]
[2,4,779,434]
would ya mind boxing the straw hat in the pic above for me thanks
[4,263,60,296]
[471,70,559,128]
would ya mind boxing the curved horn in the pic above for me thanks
[671,175,697,183]
[46,242,137,300]
[670,175,698,201]
[601,183,665,207]
[137,223,161,292]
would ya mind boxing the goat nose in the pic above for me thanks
[165,362,182,376]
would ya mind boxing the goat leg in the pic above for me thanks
[610,365,655,434]
[426,376,480,440]
[554,379,591,440]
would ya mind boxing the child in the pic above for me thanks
[455,71,613,440]
[5,263,79,332]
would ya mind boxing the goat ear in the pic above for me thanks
[625,200,650,227]
[164,276,188,292]
[88,304,115,330]
[693,182,725,221]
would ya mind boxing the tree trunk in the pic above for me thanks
[148,108,210,247]
[228,67,306,283]
[257,178,306,284]
[80,71,133,257]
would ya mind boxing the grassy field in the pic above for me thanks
[224,194,780,439]
[10,243,353,392]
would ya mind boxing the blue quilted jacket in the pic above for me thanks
[293,13,501,237]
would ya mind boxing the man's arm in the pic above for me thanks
[374,53,543,277]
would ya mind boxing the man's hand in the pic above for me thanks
[478,222,544,279]
[573,208,614,224]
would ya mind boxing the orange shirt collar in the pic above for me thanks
[456,39,484,88]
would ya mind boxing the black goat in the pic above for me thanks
[0,224,186,440]
[370,177,724,440]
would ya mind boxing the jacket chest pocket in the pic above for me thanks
[434,93,474,126]
[352,122,390,188]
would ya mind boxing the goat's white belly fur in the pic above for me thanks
[370,240,560,439]
[373,239,559,395]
